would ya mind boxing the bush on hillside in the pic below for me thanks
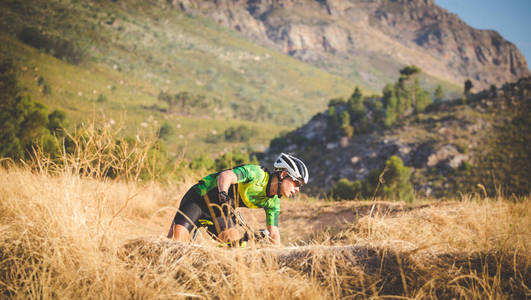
[379,156,415,202]
[329,178,363,200]
[330,156,414,202]
[157,122,175,141]
[189,154,215,171]
[205,125,257,144]
[214,150,259,172]
[18,27,85,64]
[224,125,257,142]
[323,68,433,138]
[158,91,223,116]
[189,150,258,173]
[473,80,530,196]
[0,59,66,160]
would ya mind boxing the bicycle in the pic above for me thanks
[191,209,271,248]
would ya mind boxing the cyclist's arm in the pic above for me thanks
[267,225,281,246]
[217,170,238,193]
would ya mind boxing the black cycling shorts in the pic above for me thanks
[171,184,236,234]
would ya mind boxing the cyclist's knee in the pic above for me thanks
[168,223,191,241]
[218,227,239,242]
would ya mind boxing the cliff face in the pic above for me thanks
[371,0,530,88]
[170,0,529,90]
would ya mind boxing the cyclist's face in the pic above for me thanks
[280,176,300,198]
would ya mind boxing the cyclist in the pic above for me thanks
[167,153,309,246]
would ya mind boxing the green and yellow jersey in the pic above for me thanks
[194,164,280,226]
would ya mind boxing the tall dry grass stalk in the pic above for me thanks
[28,115,176,182]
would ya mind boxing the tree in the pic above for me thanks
[399,65,421,77]
[372,99,385,127]
[434,84,445,103]
[339,110,354,138]
[394,81,409,117]
[157,91,175,112]
[380,156,414,202]
[0,59,19,108]
[413,78,432,112]
[382,84,398,128]
[0,59,66,160]
[464,79,473,96]
[175,91,193,113]
[0,93,49,159]
[397,65,424,116]
[347,87,367,132]
[327,105,338,138]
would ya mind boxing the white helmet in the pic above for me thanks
[274,153,309,184]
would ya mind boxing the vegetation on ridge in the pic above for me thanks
[269,68,530,199]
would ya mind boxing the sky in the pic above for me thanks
[435,0,531,68]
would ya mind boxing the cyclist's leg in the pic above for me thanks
[168,186,203,241]
[211,214,239,243]
[218,227,239,243]
[201,189,240,243]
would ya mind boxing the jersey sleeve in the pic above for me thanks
[264,196,280,226]
[232,164,262,183]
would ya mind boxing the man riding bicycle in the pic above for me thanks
[167,153,309,246]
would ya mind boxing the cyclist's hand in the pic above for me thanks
[218,191,231,203]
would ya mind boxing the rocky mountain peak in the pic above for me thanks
[170,0,529,91]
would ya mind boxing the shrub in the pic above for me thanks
[0,59,66,160]
[42,83,52,95]
[18,27,85,64]
[224,125,256,142]
[189,154,215,171]
[97,94,108,103]
[330,156,414,202]
[47,109,66,136]
[330,178,363,200]
[213,150,258,171]
[379,156,414,202]
[157,122,174,141]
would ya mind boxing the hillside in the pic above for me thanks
[267,75,531,198]
[1,0,529,162]
[0,0,361,159]
[172,0,529,91]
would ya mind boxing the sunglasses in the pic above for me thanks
[291,178,303,187]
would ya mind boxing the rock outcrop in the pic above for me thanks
[265,76,531,197]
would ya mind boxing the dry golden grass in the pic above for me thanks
[0,124,529,299]
[1,165,529,299]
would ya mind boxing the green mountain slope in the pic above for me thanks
[0,0,361,158]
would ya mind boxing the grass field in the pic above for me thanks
[0,2,528,297]
[1,163,528,299]
[0,0,358,124]
[0,0,362,161]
